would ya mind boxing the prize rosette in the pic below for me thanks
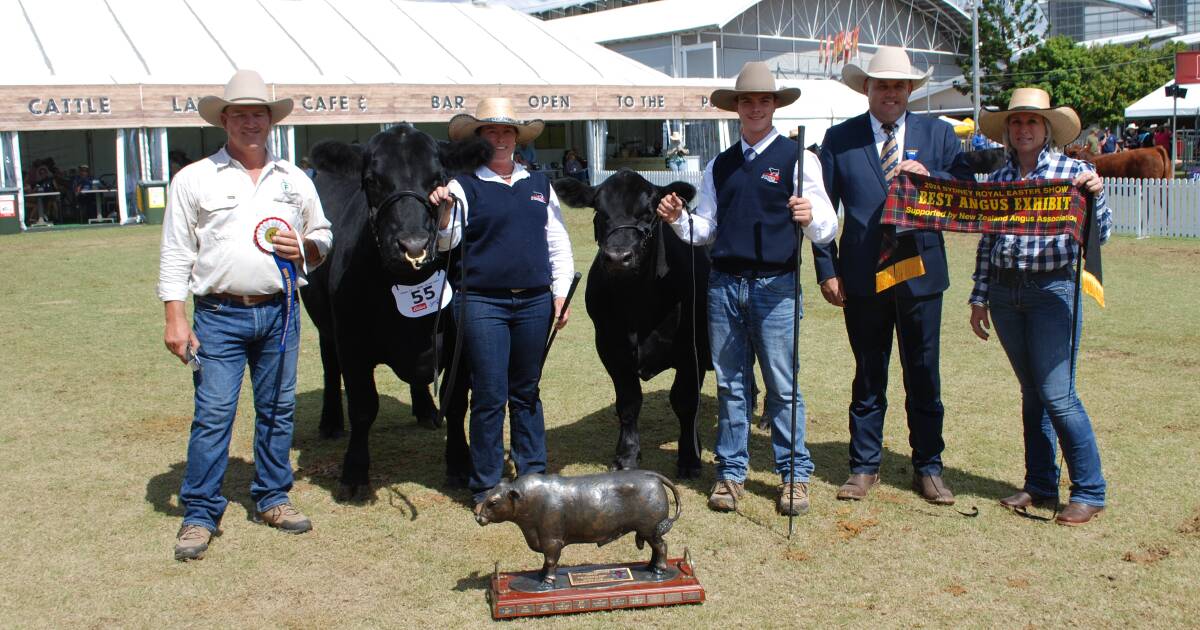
[252,216,298,352]
[254,216,293,254]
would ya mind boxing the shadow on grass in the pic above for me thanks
[290,389,475,509]
[543,389,1017,504]
[145,456,260,522]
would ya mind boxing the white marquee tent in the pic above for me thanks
[1125,81,1200,119]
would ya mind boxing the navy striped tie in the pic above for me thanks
[880,123,899,182]
[744,147,756,162]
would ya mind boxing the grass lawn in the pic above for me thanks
[0,213,1197,628]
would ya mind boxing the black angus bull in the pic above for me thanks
[303,124,488,499]
[554,170,710,478]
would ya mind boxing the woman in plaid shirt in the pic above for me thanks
[968,88,1110,527]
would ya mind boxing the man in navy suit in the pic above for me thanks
[814,47,961,505]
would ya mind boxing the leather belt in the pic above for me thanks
[991,267,1070,288]
[203,291,284,306]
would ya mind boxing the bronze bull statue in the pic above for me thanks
[475,470,681,589]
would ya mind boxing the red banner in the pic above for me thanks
[883,173,1088,242]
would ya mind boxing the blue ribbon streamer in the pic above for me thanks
[273,254,296,351]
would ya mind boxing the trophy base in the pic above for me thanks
[488,550,704,619]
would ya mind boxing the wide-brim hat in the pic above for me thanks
[842,46,931,95]
[448,97,544,144]
[198,70,293,128]
[979,87,1081,147]
[709,62,801,112]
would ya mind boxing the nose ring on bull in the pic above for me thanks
[404,249,428,269]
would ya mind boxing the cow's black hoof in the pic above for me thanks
[319,425,345,440]
[610,457,639,471]
[415,412,442,430]
[676,464,702,479]
[335,482,372,503]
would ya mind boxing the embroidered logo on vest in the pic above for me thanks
[530,192,547,203]
[761,168,781,184]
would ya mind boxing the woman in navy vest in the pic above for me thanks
[430,98,575,509]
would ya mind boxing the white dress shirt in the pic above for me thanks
[668,129,838,246]
[437,163,575,298]
[158,147,333,302]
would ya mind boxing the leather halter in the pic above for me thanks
[365,187,441,270]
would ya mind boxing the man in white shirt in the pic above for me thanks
[656,62,837,517]
[159,70,332,561]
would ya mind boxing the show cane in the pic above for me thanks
[542,271,583,369]
[788,126,805,538]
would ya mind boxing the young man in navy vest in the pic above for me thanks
[657,62,837,516]
[814,46,962,505]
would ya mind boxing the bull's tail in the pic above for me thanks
[647,471,682,539]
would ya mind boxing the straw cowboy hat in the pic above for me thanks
[842,46,931,95]
[448,98,544,144]
[979,87,1081,147]
[709,62,801,112]
[198,70,293,128]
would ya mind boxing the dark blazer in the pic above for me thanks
[813,111,962,298]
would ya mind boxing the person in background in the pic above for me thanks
[1101,128,1118,154]
[562,148,587,182]
[968,87,1109,527]
[1085,129,1101,154]
[516,141,537,169]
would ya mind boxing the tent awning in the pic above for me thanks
[1125,81,1200,119]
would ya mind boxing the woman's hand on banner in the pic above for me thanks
[898,160,929,176]
[1073,171,1103,195]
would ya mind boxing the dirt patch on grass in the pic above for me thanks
[836,517,880,541]
[784,549,810,562]
[295,458,340,479]
[1007,577,1031,589]
[943,583,967,596]
[1086,347,1136,360]
[1178,510,1200,536]
[1122,544,1170,565]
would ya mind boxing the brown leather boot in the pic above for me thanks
[256,503,313,534]
[777,481,809,516]
[1055,502,1104,526]
[174,524,214,561]
[999,491,1057,511]
[836,473,879,501]
[912,473,955,505]
[707,480,744,512]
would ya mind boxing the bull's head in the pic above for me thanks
[474,482,519,526]
[311,125,490,279]
[554,170,695,276]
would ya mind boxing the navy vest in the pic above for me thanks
[711,136,799,273]
[456,172,552,291]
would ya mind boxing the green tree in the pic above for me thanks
[1002,36,1181,129]
[957,0,1043,106]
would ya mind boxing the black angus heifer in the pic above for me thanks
[554,170,710,478]
[304,125,488,499]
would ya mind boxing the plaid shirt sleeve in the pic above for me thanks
[969,233,994,305]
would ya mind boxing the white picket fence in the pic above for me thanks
[1104,177,1200,238]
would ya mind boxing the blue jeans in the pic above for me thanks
[181,295,300,532]
[457,289,553,503]
[708,270,812,483]
[989,271,1106,507]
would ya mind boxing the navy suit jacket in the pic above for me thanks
[813,111,962,298]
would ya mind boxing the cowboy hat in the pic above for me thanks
[709,62,801,112]
[842,46,931,95]
[669,130,683,144]
[198,70,293,128]
[448,97,544,144]
[979,87,1081,148]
